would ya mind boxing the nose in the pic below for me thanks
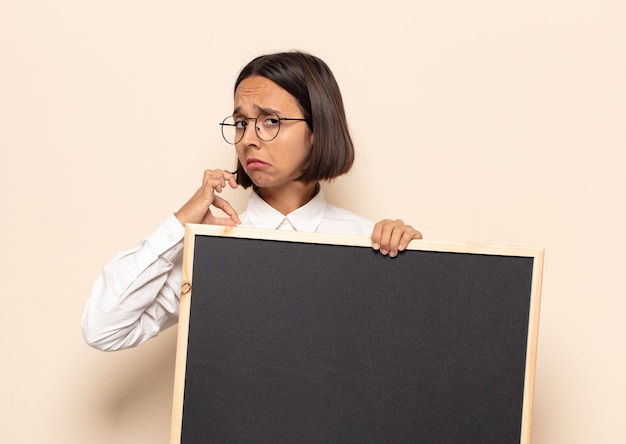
[240,119,261,147]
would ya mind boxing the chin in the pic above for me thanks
[248,176,273,190]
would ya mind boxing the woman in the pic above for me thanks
[82,51,422,351]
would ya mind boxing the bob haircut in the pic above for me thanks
[232,51,355,188]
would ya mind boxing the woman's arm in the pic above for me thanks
[82,169,241,351]
[81,214,184,351]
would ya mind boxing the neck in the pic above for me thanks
[257,182,319,215]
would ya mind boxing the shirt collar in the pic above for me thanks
[246,188,327,232]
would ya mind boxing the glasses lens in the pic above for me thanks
[221,116,241,145]
[256,113,281,142]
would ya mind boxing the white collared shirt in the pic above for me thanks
[240,189,374,235]
[82,190,374,351]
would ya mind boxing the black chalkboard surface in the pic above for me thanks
[170,225,543,444]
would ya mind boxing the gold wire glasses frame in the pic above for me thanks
[220,113,307,145]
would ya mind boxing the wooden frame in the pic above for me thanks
[170,224,544,443]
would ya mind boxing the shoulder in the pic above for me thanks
[318,204,375,236]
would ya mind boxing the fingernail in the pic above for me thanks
[381,249,389,255]
[372,243,380,250]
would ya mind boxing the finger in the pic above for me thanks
[208,170,239,194]
[212,195,241,225]
[226,174,238,189]
[375,219,402,255]
[398,227,423,251]
[214,169,238,188]
[387,225,407,258]
[203,170,227,191]
[371,219,392,251]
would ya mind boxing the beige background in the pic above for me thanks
[1,1,624,443]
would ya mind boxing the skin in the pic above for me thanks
[175,75,422,257]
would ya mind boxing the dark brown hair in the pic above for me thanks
[233,51,355,188]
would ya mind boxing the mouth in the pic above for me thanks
[246,158,270,170]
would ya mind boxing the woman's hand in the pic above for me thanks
[175,169,241,226]
[371,219,422,257]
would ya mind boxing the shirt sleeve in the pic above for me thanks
[82,213,185,351]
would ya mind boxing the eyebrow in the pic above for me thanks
[232,104,281,117]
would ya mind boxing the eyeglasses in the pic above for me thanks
[220,112,307,145]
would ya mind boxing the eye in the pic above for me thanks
[234,119,247,129]
[261,114,280,128]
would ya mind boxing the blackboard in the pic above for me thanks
[170,225,543,444]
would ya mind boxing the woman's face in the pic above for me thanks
[233,75,314,191]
